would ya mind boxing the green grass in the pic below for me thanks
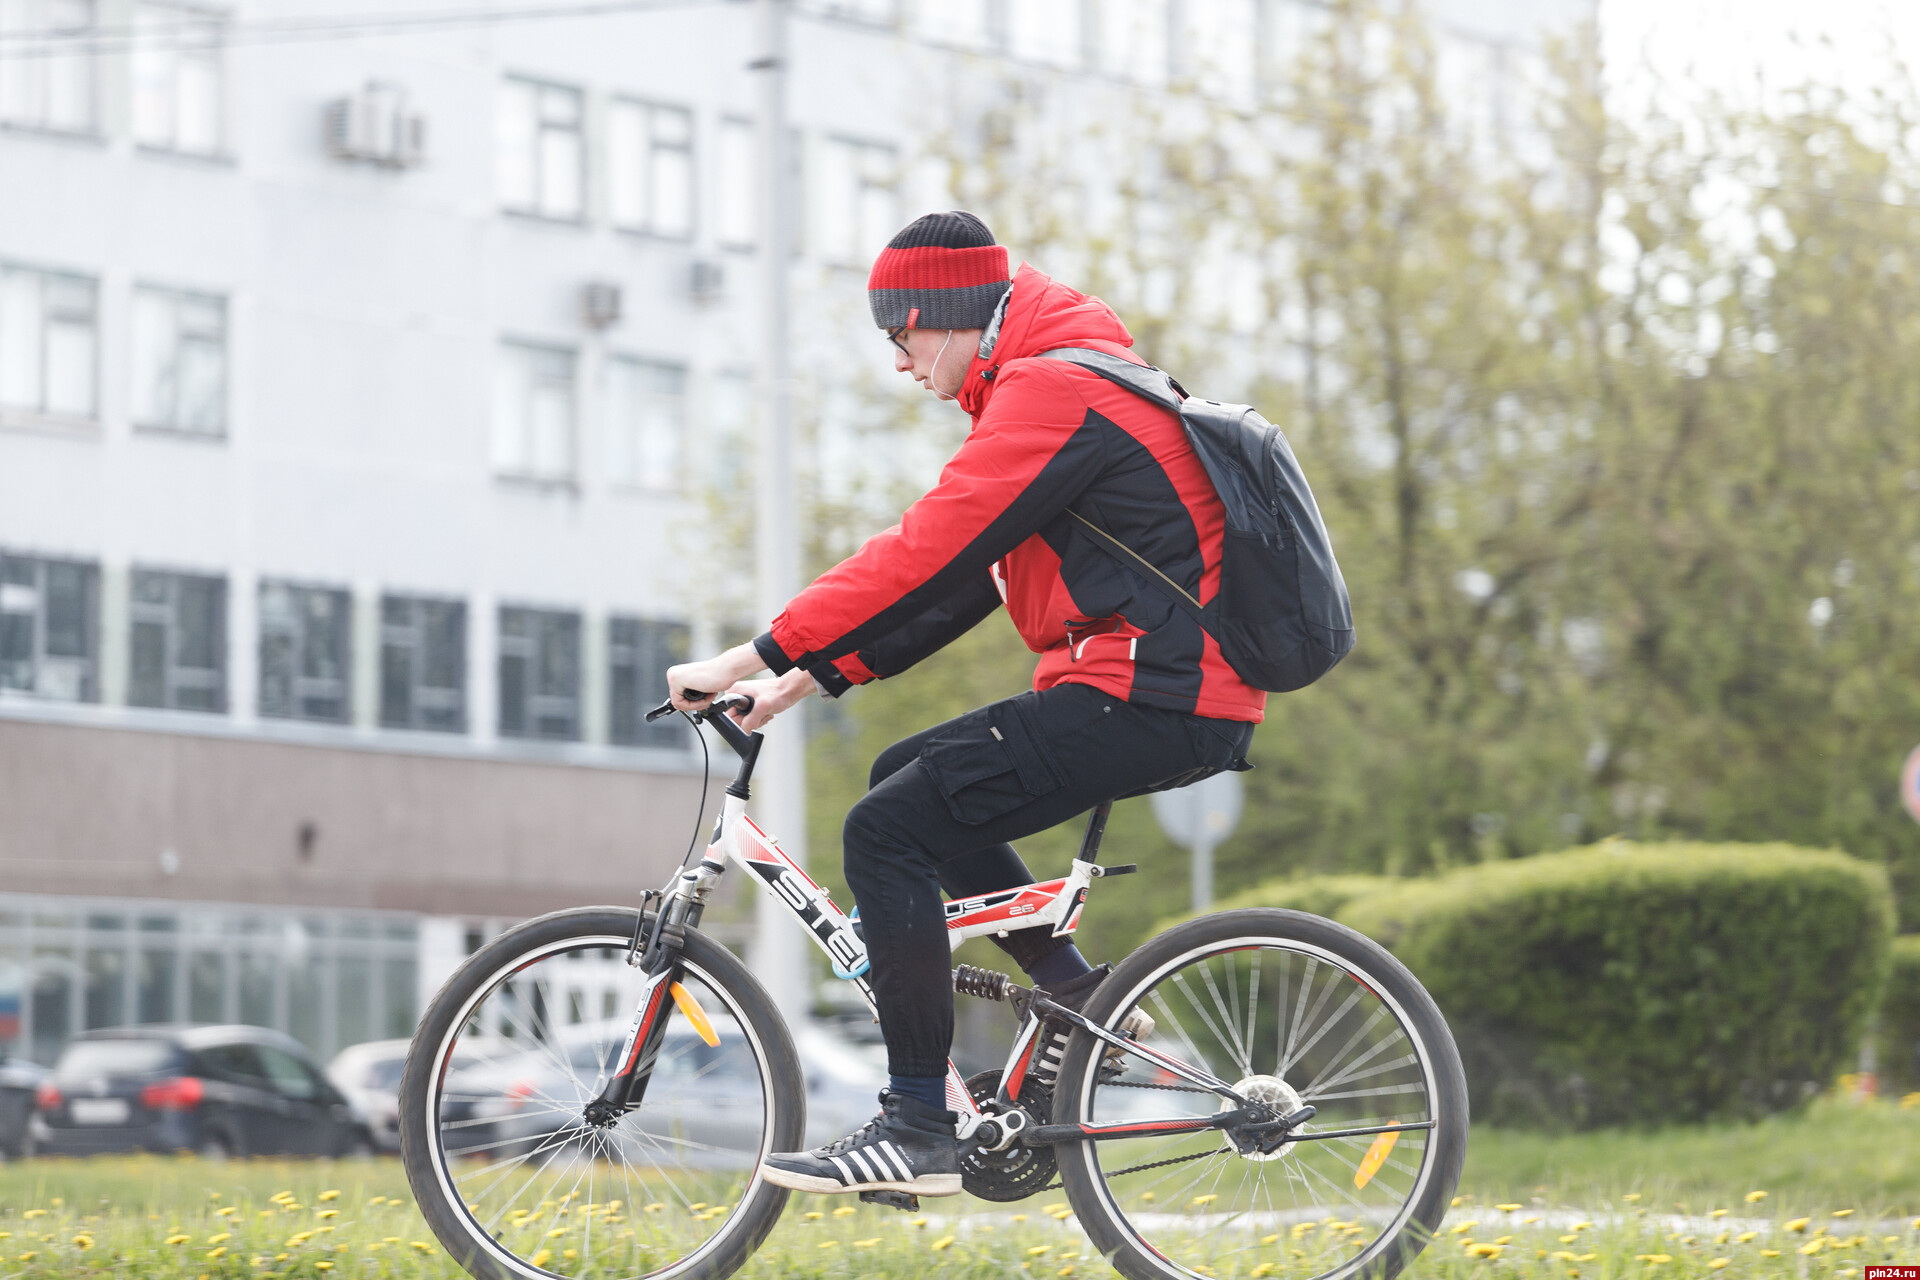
[0,1096,1914,1278]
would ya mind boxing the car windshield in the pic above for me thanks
[56,1040,180,1080]
[364,1057,407,1091]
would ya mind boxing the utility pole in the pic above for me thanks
[747,0,809,1027]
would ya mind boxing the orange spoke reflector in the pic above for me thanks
[670,982,720,1047]
[1354,1131,1398,1189]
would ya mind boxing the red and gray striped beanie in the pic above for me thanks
[866,211,1011,331]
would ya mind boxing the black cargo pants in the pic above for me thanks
[842,681,1254,1078]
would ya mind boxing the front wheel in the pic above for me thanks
[1055,909,1468,1280]
[399,907,805,1280]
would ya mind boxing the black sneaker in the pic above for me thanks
[1030,965,1155,1087]
[760,1091,962,1197]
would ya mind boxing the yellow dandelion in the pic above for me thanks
[217,1206,238,1218]
[546,1227,566,1238]
[530,1250,552,1267]
[1559,1235,1579,1243]
[1708,1209,1727,1218]
[1623,1194,1641,1203]
[1797,1241,1823,1256]
[1028,1245,1052,1256]
[1466,1243,1503,1258]
[1831,1209,1854,1218]
[15,1252,33,1262]
[1573,1221,1592,1231]
[1450,1221,1479,1235]
[1576,1254,1597,1262]
[317,1210,338,1220]
[1523,1215,1541,1224]
[853,1238,881,1248]
[1785,1217,1810,1232]
[563,1249,577,1260]
[819,1239,838,1250]
[167,1233,192,1245]
[1190,1196,1216,1208]
[22,1210,46,1219]
[911,1216,928,1227]
[1494,1235,1513,1245]
[1051,1208,1073,1220]
[1760,1249,1780,1257]
[1633,1253,1672,1264]
[318,1190,339,1202]
[72,1234,94,1249]
[1496,1203,1522,1212]
[1707,1260,1729,1270]
[1260,1234,1279,1245]
[1141,1192,1155,1202]
[1012,1214,1029,1222]
[931,1235,955,1251]
[1743,1191,1767,1203]
[208,1232,232,1244]
[1551,1251,1577,1261]
[369,1196,386,1206]
[1451,1196,1466,1207]
[410,1242,433,1252]
[1735,1231,1756,1243]
[833,1206,858,1218]
[1250,1265,1276,1278]
[1044,1203,1067,1213]
[1058,1268,1075,1277]
[207,1246,228,1259]
[803,1211,823,1221]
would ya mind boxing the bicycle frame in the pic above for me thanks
[598,697,1331,1156]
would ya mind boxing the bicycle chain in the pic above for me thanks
[1036,1143,1228,1193]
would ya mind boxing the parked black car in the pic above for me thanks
[0,1054,48,1159]
[30,1025,373,1157]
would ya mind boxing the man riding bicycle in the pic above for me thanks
[665,210,1262,1198]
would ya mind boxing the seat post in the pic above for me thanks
[1077,801,1113,865]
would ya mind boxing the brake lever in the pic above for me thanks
[643,691,758,725]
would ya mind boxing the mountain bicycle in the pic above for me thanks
[399,692,1468,1280]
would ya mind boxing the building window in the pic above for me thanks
[609,99,692,238]
[257,580,349,724]
[380,594,466,733]
[498,606,580,741]
[1103,0,1170,86]
[0,264,96,424]
[608,616,689,749]
[708,367,754,495]
[605,355,685,491]
[716,117,756,249]
[0,552,97,702]
[1008,0,1080,66]
[131,284,226,437]
[0,0,97,134]
[498,76,583,221]
[818,138,897,267]
[916,0,988,48]
[131,1,223,156]
[128,568,226,713]
[493,341,574,482]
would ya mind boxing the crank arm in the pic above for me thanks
[1024,1106,1265,1147]
[1028,994,1247,1105]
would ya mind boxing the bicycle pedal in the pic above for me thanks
[857,1191,921,1213]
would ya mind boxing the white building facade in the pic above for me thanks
[0,0,1587,1065]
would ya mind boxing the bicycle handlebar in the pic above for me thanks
[643,690,757,725]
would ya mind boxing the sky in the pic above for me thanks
[1599,0,1920,107]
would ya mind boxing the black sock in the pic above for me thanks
[1027,943,1094,989]
[887,1073,948,1111]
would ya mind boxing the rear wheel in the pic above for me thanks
[1055,909,1467,1280]
[400,908,804,1280]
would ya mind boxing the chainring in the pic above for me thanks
[959,1070,1058,1202]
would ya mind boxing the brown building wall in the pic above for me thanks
[0,719,711,918]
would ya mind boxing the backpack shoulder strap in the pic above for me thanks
[1034,347,1185,410]
[1063,510,1208,627]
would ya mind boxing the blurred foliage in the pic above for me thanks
[801,0,1920,956]
[1329,841,1893,1127]
[1877,935,1920,1094]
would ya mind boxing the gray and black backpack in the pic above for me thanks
[1038,347,1355,693]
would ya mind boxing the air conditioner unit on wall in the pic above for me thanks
[325,82,425,169]
[581,281,623,329]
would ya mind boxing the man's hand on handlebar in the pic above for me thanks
[665,645,816,731]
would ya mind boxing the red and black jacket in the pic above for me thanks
[754,264,1266,723]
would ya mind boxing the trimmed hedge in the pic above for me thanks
[1876,935,1920,1094]
[1209,874,1400,921]
[1334,842,1894,1128]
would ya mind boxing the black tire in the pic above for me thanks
[400,907,804,1280]
[1055,909,1468,1280]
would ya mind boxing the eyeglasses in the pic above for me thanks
[885,325,911,355]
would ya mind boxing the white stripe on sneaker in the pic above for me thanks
[845,1148,876,1182]
[829,1155,857,1185]
[879,1141,914,1181]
